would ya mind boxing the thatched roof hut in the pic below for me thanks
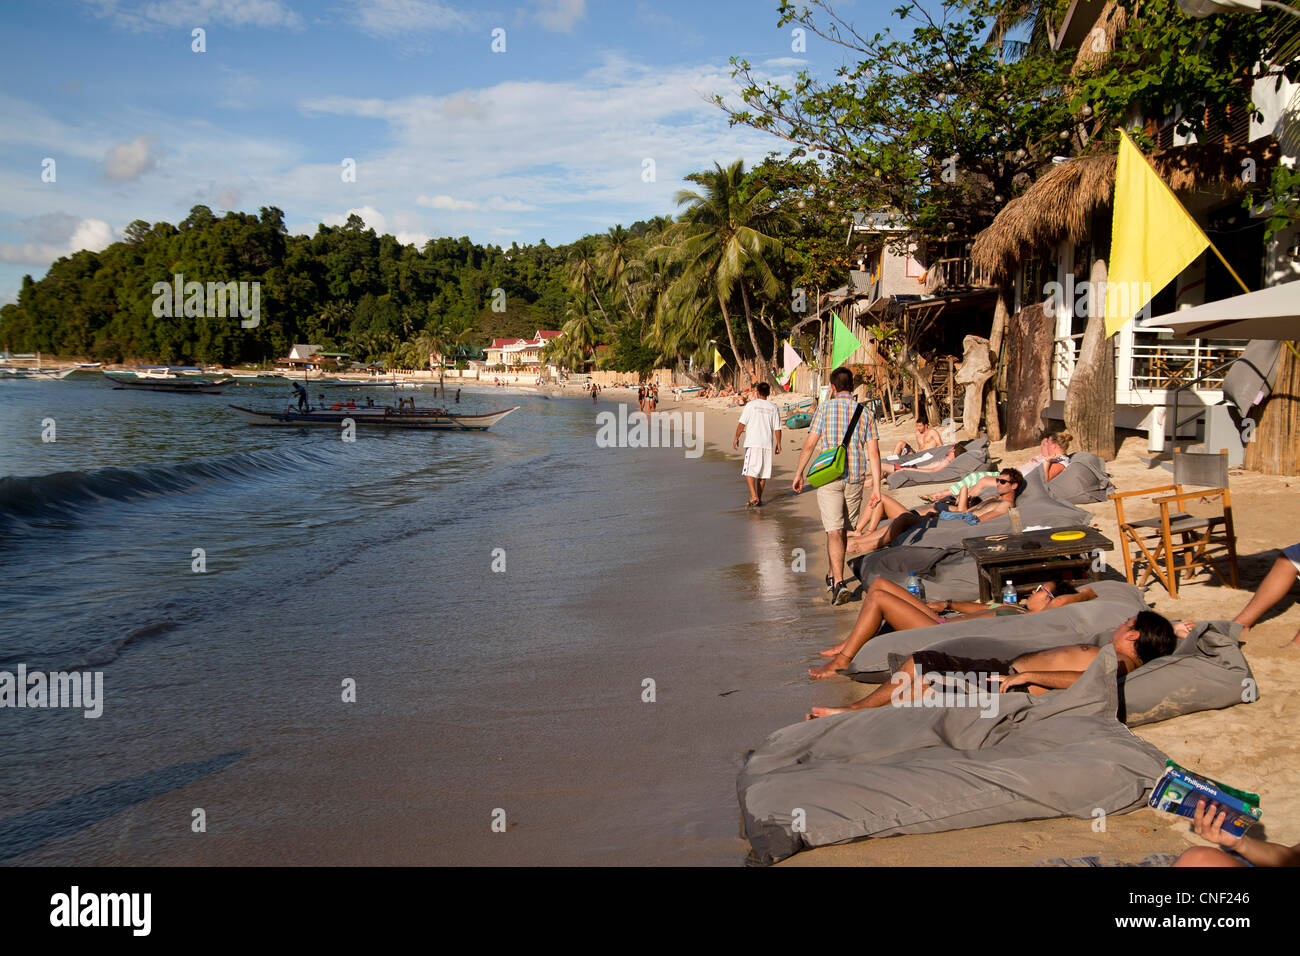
[971,137,1279,283]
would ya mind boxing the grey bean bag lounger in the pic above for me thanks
[886,437,991,489]
[884,445,953,467]
[738,646,1167,865]
[1119,621,1253,725]
[1047,452,1115,504]
[844,580,1149,678]
[850,470,1092,600]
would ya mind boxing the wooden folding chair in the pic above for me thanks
[1110,449,1240,598]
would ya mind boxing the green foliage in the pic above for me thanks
[0,207,575,364]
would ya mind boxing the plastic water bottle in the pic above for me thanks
[906,573,923,599]
[1002,580,1018,605]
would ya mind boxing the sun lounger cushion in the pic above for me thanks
[844,580,1149,677]
[885,445,952,467]
[738,646,1167,865]
[1046,452,1115,504]
[886,438,991,489]
[1118,621,1253,726]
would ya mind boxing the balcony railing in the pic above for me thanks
[1052,335,1247,400]
[924,257,994,294]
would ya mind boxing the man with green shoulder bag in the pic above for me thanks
[792,366,882,605]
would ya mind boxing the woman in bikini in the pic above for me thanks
[808,576,1096,679]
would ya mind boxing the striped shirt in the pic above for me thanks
[808,392,878,484]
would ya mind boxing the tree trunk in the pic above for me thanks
[1064,257,1117,459]
[717,295,743,387]
[1243,342,1300,475]
[1004,301,1054,450]
[739,283,778,386]
[981,289,1010,442]
[955,335,994,441]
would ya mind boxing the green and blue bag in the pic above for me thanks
[806,402,865,488]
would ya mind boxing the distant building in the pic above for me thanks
[484,330,563,368]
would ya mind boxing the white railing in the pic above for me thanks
[1052,335,1247,401]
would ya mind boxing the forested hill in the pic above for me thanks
[0,205,586,365]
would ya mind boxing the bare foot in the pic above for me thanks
[807,705,851,720]
[809,654,850,679]
[818,643,845,658]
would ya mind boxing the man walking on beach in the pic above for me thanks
[792,366,882,606]
[734,382,782,507]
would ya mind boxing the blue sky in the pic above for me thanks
[0,0,900,303]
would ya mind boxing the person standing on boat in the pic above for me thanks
[292,381,310,411]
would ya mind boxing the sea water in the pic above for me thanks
[0,377,827,865]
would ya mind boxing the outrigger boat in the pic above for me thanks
[0,365,75,380]
[103,369,231,393]
[228,402,519,431]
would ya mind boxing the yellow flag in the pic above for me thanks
[714,347,727,374]
[1105,130,1210,337]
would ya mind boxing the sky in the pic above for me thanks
[0,0,904,305]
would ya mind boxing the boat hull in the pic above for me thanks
[228,405,519,430]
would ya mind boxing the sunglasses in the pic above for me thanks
[996,477,1013,485]
[1033,584,1053,597]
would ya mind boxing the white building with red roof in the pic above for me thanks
[485,329,563,368]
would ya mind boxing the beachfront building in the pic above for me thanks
[485,330,563,370]
[969,0,1298,466]
[275,344,349,372]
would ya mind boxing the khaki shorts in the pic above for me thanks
[816,479,864,533]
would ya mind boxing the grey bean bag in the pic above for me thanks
[844,580,1149,677]
[849,472,1092,599]
[884,445,953,467]
[886,437,991,489]
[1118,621,1254,726]
[1047,452,1115,504]
[738,646,1167,865]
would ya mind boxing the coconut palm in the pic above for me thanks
[670,160,793,385]
[423,315,476,396]
[564,238,610,325]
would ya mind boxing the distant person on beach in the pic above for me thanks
[808,610,1177,717]
[1172,800,1300,867]
[809,577,1096,679]
[881,442,965,476]
[891,415,942,459]
[1231,543,1300,647]
[847,467,1024,558]
[734,382,782,508]
[791,366,882,607]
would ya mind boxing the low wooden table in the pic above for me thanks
[963,525,1114,602]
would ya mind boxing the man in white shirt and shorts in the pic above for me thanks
[734,382,782,508]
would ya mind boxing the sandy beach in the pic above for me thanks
[677,392,1300,866]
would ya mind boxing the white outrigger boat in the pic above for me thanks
[0,365,75,380]
[229,402,519,431]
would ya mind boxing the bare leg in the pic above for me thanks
[809,657,927,717]
[852,492,910,536]
[756,477,766,505]
[811,583,941,677]
[1232,554,1299,633]
[847,510,924,558]
[827,528,847,588]
[745,475,760,505]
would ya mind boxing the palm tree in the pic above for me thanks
[564,238,610,325]
[423,315,476,396]
[597,225,639,316]
[670,160,792,386]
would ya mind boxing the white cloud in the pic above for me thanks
[0,213,116,264]
[418,194,477,211]
[82,0,301,30]
[351,0,476,38]
[395,231,431,246]
[417,194,537,212]
[104,134,159,181]
[534,0,585,33]
[321,205,389,233]
[216,187,242,209]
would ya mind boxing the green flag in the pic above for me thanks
[830,312,861,369]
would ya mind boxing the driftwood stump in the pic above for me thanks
[955,334,993,440]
